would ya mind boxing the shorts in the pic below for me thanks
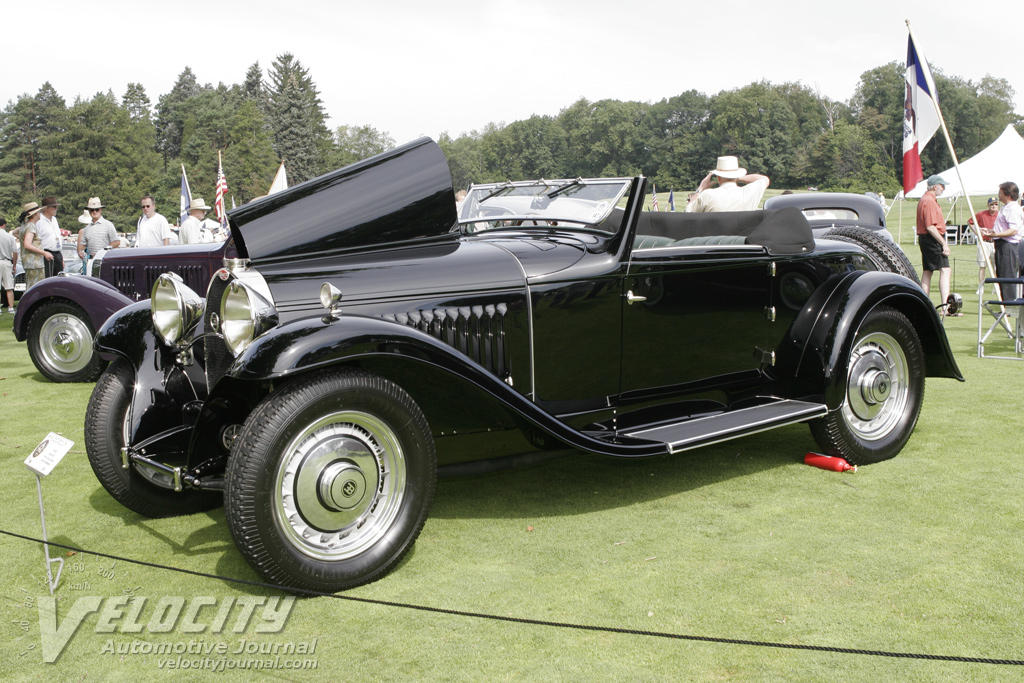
[976,239,995,268]
[0,260,12,289]
[919,234,949,272]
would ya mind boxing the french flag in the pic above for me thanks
[902,33,940,194]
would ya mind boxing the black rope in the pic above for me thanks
[2,527,1021,666]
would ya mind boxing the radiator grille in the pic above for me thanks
[108,263,210,301]
[382,303,510,378]
[203,272,233,388]
[108,264,137,298]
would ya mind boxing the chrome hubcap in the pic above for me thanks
[39,313,93,375]
[274,411,406,560]
[843,331,909,441]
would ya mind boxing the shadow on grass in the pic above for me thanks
[432,424,814,520]
[87,487,233,556]
[72,424,815,596]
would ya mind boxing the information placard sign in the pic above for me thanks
[24,433,74,477]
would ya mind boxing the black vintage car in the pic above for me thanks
[85,138,961,592]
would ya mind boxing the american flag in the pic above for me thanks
[651,183,659,212]
[215,152,228,228]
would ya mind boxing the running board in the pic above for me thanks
[621,399,828,454]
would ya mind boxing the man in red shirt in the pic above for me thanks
[916,175,951,306]
[967,196,999,295]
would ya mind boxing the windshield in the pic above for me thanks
[458,178,633,233]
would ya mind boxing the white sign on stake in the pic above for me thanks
[24,432,74,477]
[25,433,74,594]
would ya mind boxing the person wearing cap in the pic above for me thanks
[915,174,952,306]
[968,196,1000,295]
[685,156,770,213]
[980,181,1022,301]
[0,217,17,312]
[178,197,213,245]
[37,195,64,277]
[18,202,52,289]
[77,197,120,271]
[137,195,172,247]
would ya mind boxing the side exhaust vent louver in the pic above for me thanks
[383,303,510,378]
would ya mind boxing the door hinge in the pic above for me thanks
[754,346,776,366]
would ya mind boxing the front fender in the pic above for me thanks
[790,270,962,408]
[94,301,206,449]
[228,314,668,458]
[13,275,134,342]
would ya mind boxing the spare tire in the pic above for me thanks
[822,227,921,285]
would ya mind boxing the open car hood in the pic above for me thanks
[228,137,457,265]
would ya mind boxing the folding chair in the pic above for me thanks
[978,277,1024,360]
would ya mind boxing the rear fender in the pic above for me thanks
[784,270,961,408]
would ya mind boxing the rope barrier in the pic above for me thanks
[2,528,1021,666]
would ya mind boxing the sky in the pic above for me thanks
[1,0,1020,147]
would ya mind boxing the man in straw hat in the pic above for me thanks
[685,156,770,213]
[37,195,63,276]
[178,197,213,245]
[18,202,51,289]
[77,197,120,272]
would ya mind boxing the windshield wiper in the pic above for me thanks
[478,182,515,203]
[547,178,585,199]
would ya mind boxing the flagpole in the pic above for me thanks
[906,20,995,284]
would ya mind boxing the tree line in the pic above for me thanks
[1,55,1018,232]
[0,53,394,230]
[440,64,1019,198]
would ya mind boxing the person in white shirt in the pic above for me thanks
[178,197,213,245]
[0,217,17,312]
[136,195,172,247]
[37,195,64,276]
[77,197,120,271]
[685,156,770,213]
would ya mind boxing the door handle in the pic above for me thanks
[625,290,647,305]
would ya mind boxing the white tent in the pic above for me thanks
[906,124,1024,198]
[267,162,289,195]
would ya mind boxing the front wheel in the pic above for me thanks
[225,369,436,592]
[810,306,925,465]
[27,300,106,382]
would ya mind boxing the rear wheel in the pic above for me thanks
[823,226,921,284]
[810,306,924,465]
[225,369,436,592]
[27,300,105,382]
[85,359,222,517]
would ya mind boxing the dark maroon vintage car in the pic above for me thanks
[82,138,961,593]
[12,240,234,382]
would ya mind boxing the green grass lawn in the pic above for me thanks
[1,242,1022,681]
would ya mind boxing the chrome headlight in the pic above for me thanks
[151,273,204,345]
[220,280,278,357]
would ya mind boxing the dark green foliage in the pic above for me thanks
[266,53,333,184]
[1,57,1019,227]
